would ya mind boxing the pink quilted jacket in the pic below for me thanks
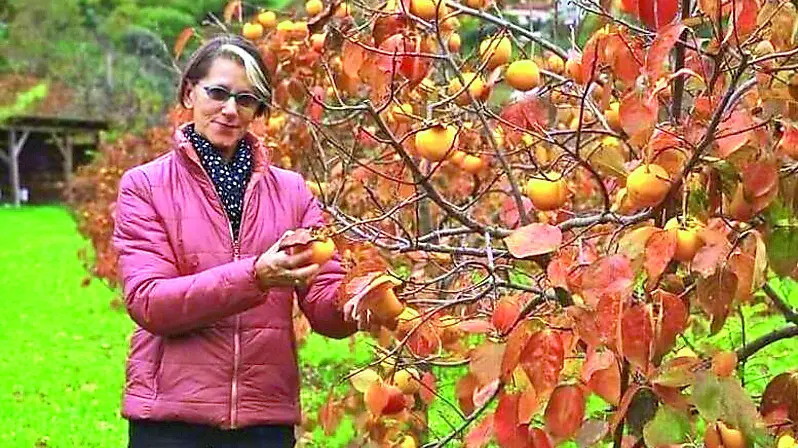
[112,123,356,429]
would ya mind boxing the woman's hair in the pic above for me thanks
[178,34,272,117]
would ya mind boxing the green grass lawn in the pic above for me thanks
[0,206,795,447]
[0,206,370,447]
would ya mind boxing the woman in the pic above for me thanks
[113,34,358,447]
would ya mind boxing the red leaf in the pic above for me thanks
[692,235,732,278]
[644,229,677,288]
[372,14,407,47]
[652,290,689,360]
[342,41,364,79]
[645,23,686,80]
[505,223,563,258]
[306,86,325,123]
[493,296,523,335]
[173,27,195,59]
[529,427,554,447]
[637,0,680,29]
[544,385,586,439]
[499,94,547,145]
[365,381,389,417]
[620,91,659,147]
[582,347,621,405]
[459,319,494,334]
[521,330,565,399]
[609,384,643,432]
[621,304,653,372]
[696,268,738,334]
[605,32,643,86]
[378,34,431,87]
[419,371,437,404]
[499,195,533,229]
[580,31,609,85]
[471,341,507,386]
[742,159,779,199]
[518,388,538,423]
[596,293,624,346]
[581,255,634,307]
[466,415,494,448]
[501,321,534,380]
[495,392,529,448]
[723,0,759,44]
[715,109,755,159]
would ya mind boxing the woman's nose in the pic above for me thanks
[221,97,239,116]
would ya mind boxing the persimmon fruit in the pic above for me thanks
[460,154,485,174]
[479,36,512,69]
[506,59,541,91]
[546,54,565,74]
[410,0,445,20]
[525,171,568,211]
[448,72,488,105]
[305,0,323,15]
[664,217,704,262]
[415,125,458,161]
[393,368,421,394]
[711,351,738,378]
[242,23,264,40]
[257,11,277,28]
[625,164,671,208]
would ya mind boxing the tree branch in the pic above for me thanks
[763,282,798,326]
[736,325,798,362]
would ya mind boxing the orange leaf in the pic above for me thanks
[582,348,621,405]
[581,255,634,307]
[470,341,507,386]
[501,321,534,380]
[173,27,194,59]
[318,393,343,435]
[544,385,586,439]
[518,388,538,424]
[499,94,547,145]
[495,392,529,448]
[645,23,686,81]
[505,223,563,258]
[652,290,689,360]
[465,415,494,448]
[715,109,755,159]
[621,303,653,372]
[620,91,658,147]
[696,268,738,334]
[521,330,565,399]
[492,296,523,335]
[742,159,779,201]
[474,379,501,409]
[605,32,643,86]
[636,0,680,29]
[342,41,364,79]
[644,229,677,288]
[457,372,480,415]
[364,381,389,417]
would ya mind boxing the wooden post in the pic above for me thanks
[52,132,74,203]
[8,129,30,207]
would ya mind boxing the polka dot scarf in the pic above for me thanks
[183,123,253,240]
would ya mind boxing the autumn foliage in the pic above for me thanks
[70,0,798,445]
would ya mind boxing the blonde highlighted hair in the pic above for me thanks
[179,34,272,117]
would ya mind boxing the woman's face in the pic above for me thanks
[186,57,258,155]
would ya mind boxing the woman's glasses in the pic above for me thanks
[201,85,264,112]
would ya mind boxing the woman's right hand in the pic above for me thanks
[254,232,321,289]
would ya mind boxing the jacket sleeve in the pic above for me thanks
[113,169,267,336]
[293,177,358,339]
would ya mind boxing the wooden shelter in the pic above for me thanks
[0,75,109,206]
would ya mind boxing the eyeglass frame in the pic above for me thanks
[198,84,267,115]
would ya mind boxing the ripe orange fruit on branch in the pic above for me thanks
[625,164,671,208]
[305,0,323,15]
[363,275,405,329]
[605,102,621,132]
[565,57,583,83]
[447,33,461,53]
[257,11,277,28]
[297,237,336,266]
[546,54,565,74]
[448,73,489,105]
[525,171,568,211]
[479,36,512,69]
[777,434,797,448]
[506,59,542,91]
[664,217,704,262]
[334,2,351,16]
[410,0,446,20]
[460,154,485,174]
[242,23,264,40]
[415,125,458,161]
[392,103,414,123]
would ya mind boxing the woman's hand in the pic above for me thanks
[255,232,320,289]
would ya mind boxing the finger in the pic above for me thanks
[267,230,296,254]
[289,263,321,283]
[282,247,315,269]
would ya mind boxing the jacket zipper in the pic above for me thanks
[187,146,255,430]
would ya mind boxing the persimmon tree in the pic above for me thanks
[72,0,798,445]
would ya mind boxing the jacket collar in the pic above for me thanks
[173,122,270,173]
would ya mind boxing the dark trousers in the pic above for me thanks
[128,420,296,448]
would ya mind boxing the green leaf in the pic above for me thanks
[643,405,691,446]
[692,372,723,422]
[692,373,772,444]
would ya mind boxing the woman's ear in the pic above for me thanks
[182,82,196,109]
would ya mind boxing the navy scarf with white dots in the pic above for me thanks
[183,123,253,240]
